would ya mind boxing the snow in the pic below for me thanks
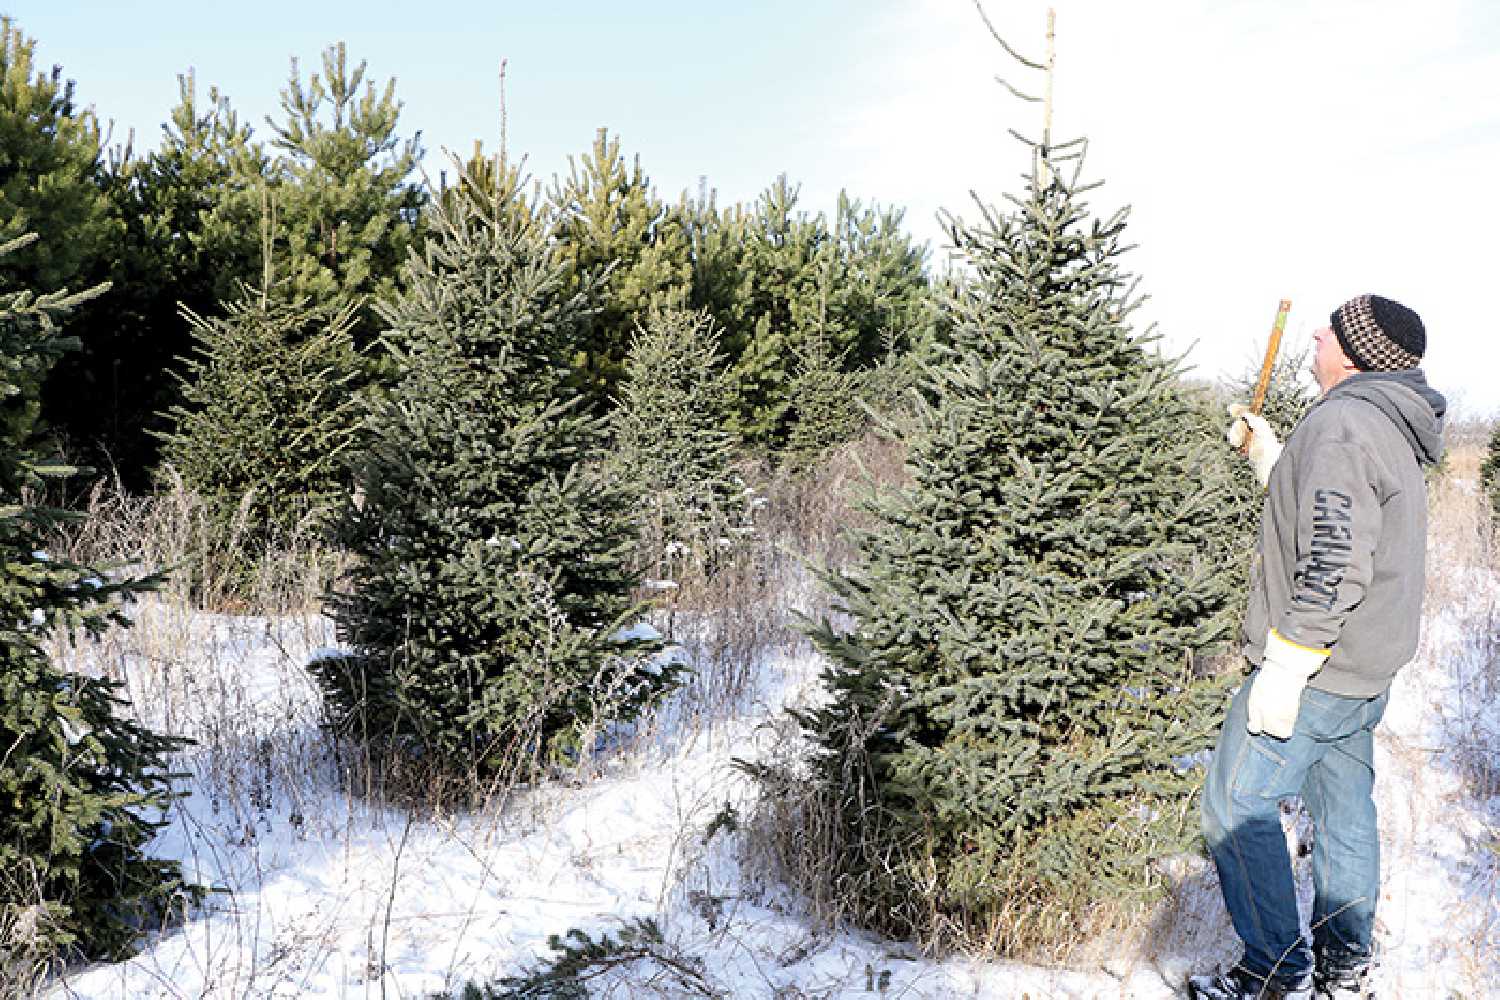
[39,539,1500,999]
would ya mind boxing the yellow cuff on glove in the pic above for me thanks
[1227,404,1283,488]
[1247,629,1329,740]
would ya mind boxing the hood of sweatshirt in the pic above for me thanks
[1329,369,1447,466]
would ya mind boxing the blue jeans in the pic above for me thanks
[1201,671,1389,983]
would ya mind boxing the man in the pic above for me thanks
[1187,295,1446,1000]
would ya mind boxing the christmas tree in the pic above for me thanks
[155,287,362,598]
[0,235,198,974]
[315,158,674,789]
[794,145,1236,953]
[608,307,752,582]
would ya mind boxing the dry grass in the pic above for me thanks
[640,430,909,731]
[1422,441,1500,802]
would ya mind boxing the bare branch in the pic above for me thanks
[994,75,1042,103]
[972,0,1045,70]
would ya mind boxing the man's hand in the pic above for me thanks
[1227,403,1283,487]
[1247,630,1328,739]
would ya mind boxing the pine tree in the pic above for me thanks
[0,19,115,296]
[716,176,821,450]
[548,128,692,411]
[702,179,931,454]
[155,286,362,595]
[792,147,1237,953]
[315,158,674,786]
[259,42,426,345]
[0,18,117,449]
[0,235,198,971]
[609,308,752,581]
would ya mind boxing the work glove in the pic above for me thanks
[1247,629,1329,739]
[1226,403,1283,488]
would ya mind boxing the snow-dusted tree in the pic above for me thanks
[316,158,674,785]
[793,145,1238,952]
[0,236,198,970]
[609,307,752,581]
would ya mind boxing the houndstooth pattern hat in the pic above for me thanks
[1330,295,1425,371]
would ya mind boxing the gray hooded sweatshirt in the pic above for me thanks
[1241,369,1447,698]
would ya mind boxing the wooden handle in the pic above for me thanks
[1250,299,1292,415]
[1240,299,1291,455]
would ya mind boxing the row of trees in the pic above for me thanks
[3,18,933,502]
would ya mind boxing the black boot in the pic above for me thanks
[1188,961,1314,1000]
[1313,950,1374,999]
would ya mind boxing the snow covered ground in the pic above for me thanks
[38,496,1500,998]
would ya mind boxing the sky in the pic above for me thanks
[9,0,1500,416]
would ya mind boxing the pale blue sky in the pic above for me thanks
[8,1,1500,416]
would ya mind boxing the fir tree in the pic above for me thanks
[0,235,198,970]
[609,308,752,581]
[793,146,1236,952]
[1482,422,1500,518]
[155,286,362,594]
[782,328,867,473]
[315,158,674,786]
[548,128,692,411]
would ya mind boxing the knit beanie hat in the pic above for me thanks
[1330,294,1425,371]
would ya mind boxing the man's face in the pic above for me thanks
[1311,324,1357,393]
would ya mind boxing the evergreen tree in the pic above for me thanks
[716,176,822,450]
[548,128,692,411]
[678,181,750,336]
[0,18,116,448]
[315,158,674,785]
[1482,422,1500,518]
[792,147,1236,953]
[0,235,198,970]
[698,178,930,453]
[155,286,362,593]
[43,72,267,489]
[609,307,752,580]
[258,42,426,345]
[782,328,867,473]
[0,19,115,296]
